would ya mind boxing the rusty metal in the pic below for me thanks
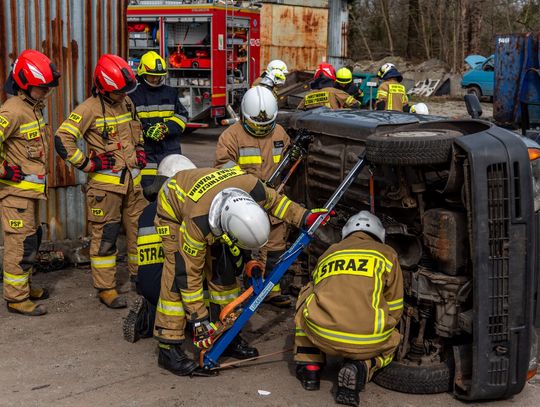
[326,0,348,68]
[260,3,327,71]
[0,0,128,241]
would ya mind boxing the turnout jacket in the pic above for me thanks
[0,93,50,200]
[214,121,290,182]
[298,87,360,110]
[376,78,409,111]
[298,231,403,356]
[55,95,145,195]
[129,80,188,169]
[155,167,308,320]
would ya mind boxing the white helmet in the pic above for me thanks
[410,103,429,115]
[241,86,278,137]
[377,62,396,79]
[209,188,270,249]
[157,154,197,177]
[342,210,385,243]
[266,59,288,75]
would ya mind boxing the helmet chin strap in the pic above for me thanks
[143,76,165,88]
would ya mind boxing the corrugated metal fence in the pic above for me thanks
[0,0,128,242]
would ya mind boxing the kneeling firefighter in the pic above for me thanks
[152,163,334,376]
[294,211,403,406]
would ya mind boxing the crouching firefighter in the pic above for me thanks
[0,50,60,316]
[55,54,147,309]
[294,211,403,407]
[152,163,332,376]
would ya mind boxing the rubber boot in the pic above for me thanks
[7,299,47,316]
[29,286,49,301]
[296,363,322,391]
[335,360,367,406]
[157,342,197,376]
[222,335,259,359]
[264,292,292,308]
[123,296,154,343]
[98,289,127,309]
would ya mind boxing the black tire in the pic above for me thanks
[366,129,461,165]
[467,85,482,98]
[192,61,199,69]
[372,359,453,394]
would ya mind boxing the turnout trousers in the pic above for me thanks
[87,179,146,290]
[153,216,240,343]
[1,195,41,303]
[258,221,288,294]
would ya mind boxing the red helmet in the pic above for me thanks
[93,54,137,94]
[314,62,336,81]
[12,50,60,90]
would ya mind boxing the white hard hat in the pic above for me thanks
[267,68,287,86]
[241,86,278,137]
[157,154,197,177]
[410,103,429,115]
[342,210,386,243]
[209,188,270,249]
[266,59,288,75]
[377,62,396,79]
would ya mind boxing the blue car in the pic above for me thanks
[461,54,495,98]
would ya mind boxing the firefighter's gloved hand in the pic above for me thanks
[0,161,23,182]
[304,208,336,229]
[193,319,217,349]
[145,122,168,141]
[136,150,147,168]
[89,152,115,172]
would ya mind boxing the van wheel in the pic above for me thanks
[366,129,461,165]
[372,359,453,394]
[467,85,482,99]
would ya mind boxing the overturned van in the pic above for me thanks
[279,107,540,401]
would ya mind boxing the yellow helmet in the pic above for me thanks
[336,67,353,85]
[137,51,167,76]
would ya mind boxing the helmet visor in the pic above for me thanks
[242,116,276,137]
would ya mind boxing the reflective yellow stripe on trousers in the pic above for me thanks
[3,270,29,286]
[157,298,185,316]
[208,287,240,304]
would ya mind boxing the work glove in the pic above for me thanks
[0,161,23,182]
[303,208,336,229]
[193,319,217,349]
[136,150,148,168]
[145,122,168,141]
[88,152,115,172]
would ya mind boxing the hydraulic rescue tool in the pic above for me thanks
[201,152,367,369]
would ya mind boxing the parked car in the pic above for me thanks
[461,54,495,98]
[279,105,540,401]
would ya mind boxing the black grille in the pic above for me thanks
[486,163,510,385]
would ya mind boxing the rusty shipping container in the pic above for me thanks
[0,0,128,243]
[259,2,328,72]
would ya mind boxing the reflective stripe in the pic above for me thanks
[345,96,356,106]
[136,104,175,112]
[303,313,395,345]
[157,298,185,316]
[159,185,179,222]
[168,179,186,202]
[128,253,138,264]
[89,169,122,185]
[138,226,157,236]
[141,168,158,176]
[272,147,283,164]
[221,160,237,169]
[131,168,142,186]
[59,122,82,139]
[138,110,174,119]
[165,114,186,130]
[376,90,388,98]
[273,196,292,219]
[90,255,116,269]
[0,129,5,142]
[271,284,281,292]
[208,287,240,304]
[372,259,385,334]
[3,270,29,286]
[181,288,205,303]
[137,233,162,245]
[238,147,262,165]
[69,148,85,165]
[387,298,403,311]
[295,327,307,337]
[180,222,205,250]
[95,112,132,127]
[20,119,44,133]
[0,174,46,193]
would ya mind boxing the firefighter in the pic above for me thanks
[252,59,288,92]
[55,54,147,309]
[375,63,410,112]
[298,63,360,110]
[129,51,188,190]
[335,67,363,103]
[0,50,60,316]
[153,164,334,376]
[294,211,403,407]
[214,86,292,307]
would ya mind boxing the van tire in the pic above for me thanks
[467,85,482,98]
[372,359,453,394]
[366,129,461,165]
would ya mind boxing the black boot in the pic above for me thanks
[222,335,259,359]
[335,360,367,406]
[123,296,154,343]
[157,342,197,376]
[296,363,322,391]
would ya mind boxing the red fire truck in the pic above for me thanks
[127,1,261,123]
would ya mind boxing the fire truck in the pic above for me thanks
[127,0,261,123]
